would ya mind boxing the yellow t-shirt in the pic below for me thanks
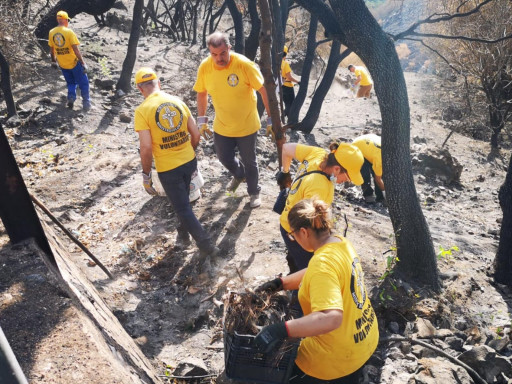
[354,66,373,86]
[281,59,293,88]
[48,26,80,70]
[134,91,195,173]
[193,52,264,137]
[279,144,334,232]
[296,237,379,380]
[352,134,382,176]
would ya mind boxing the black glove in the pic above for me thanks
[276,171,292,189]
[255,277,283,293]
[254,322,288,353]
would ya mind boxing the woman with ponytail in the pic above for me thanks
[255,198,379,383]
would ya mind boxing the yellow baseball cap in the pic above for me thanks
[135,67,158,84]
[283,45,289,54]
[334,143,364,185]
[56,11,70,20]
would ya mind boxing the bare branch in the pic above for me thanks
[401,31,512,44]
[392,0,495,41]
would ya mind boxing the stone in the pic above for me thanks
[488,335,510,353]
[445,336,464,351]
[172,357,209,377]
[94,78,116,90]
[414,358,473,384]
[415,318,436,338]
[458,345,512,383]
[119,112,131,123]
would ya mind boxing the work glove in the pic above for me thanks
[51,61,59,69]
[265,116,274,141]
[142,171,158,196]
[197,116,213,140]
[255,277,283,293]
[254,322,288,353]
[82,63,88,74]
[276,170,292,189]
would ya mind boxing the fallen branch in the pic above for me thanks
[381,336,487,384]
[30,194,113,279]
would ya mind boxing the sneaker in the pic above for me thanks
[249,194,261,208]
[176,230,191,247]
[67,99,74,109]
[83,103,91,112]
[364,195,376,203]
[227,177,245,193]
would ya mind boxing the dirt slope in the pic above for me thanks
[1,4,511,384]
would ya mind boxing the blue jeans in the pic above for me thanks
[214,131,260,196]
[61,62,90,107]
[158,158,211,251]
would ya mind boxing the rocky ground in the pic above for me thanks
[1,2,512,384]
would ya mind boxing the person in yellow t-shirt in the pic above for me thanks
[134,67,219,260]
[275,142,364,274]
[352,133,385,203]
[48,11,90,110]
[255,198,379,383]
[280,45,300,120]
[348,64,373,98]
[193,32,271,209]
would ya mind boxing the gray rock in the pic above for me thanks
[458,345,512,383]
[445,336,464,351]
[119,112,131,123]
[414,358,473,384]
[488,335,510,353]
[389,321,400,334]
[387,346,405,360]
[172,357,209,377]
[5,115,21,128]
[94,78,116,90]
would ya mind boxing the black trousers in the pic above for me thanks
[283,86,295,119]
[360,159,384,200]
[289,364,363,384]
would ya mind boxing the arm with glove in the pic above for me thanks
[137,130,158,196]
[196,91,213,140]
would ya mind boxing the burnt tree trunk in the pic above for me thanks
[328,0,440,290]
[494,152,512,285]
[226,0,245,53]
[489,106,504,148]
[245,0,260,60]
[258,0,285,166]
[288,14,317,124]
[0,124,54,261]
[116,0,144,94]
[34,0,117,48]
[0,49,17,118]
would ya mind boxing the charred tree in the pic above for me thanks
[0,49,17,118]
[226,0,245,53]
[494,152,512,285]
[116,0,144,94]
[245,0,261,60]
[34,0,117,48]
[287,14,317,124]
[328,0,440,290]
[258,0,285,165]
[0,124,53,261]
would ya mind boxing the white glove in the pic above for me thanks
[197,116,213,140]
[142,171,158,196]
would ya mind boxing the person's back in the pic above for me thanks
[48,25,79,69]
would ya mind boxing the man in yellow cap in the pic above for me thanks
[134,67,220,259]
[193,31,271,209]
[352,133,385,203]
[48,10,91,110]
[280,45,300,120]
[348,64,373,98]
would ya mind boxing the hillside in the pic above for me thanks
[0,3,511,384]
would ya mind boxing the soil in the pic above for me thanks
[1,3,511,384]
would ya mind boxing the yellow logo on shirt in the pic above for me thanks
[227,74,239,87]
[53,33,65,47]
[155,102,183,133]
